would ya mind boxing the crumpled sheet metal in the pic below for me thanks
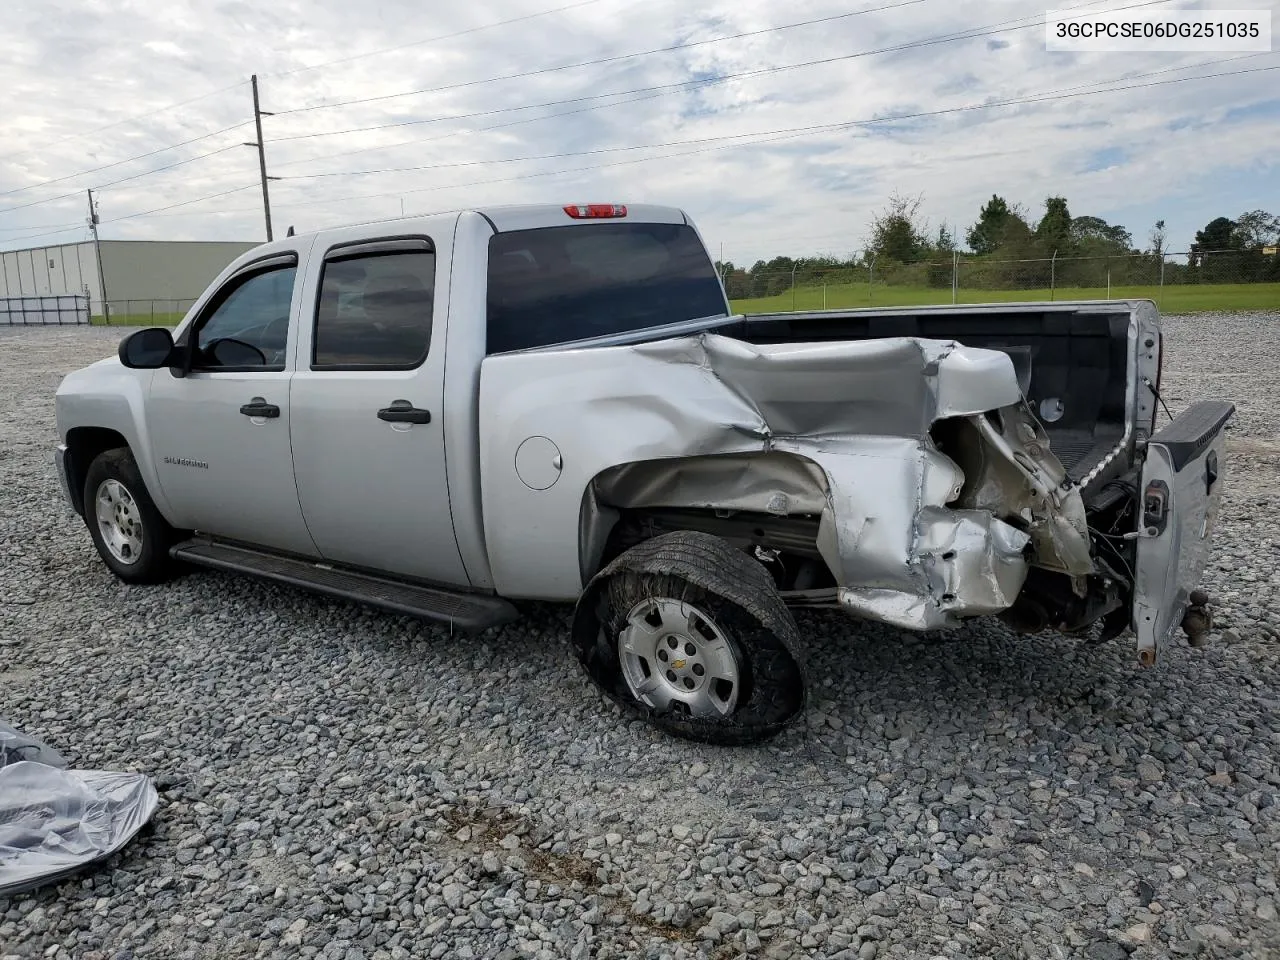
[0,761,159,897]
[802,439,1033,629]
[1,721,69,770]
[839,509,1032,627]
[480,331,1081,626]
[628,333,1020,439]
[593,451,830,515]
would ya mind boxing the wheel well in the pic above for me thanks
[579,452,837,593]
[599,507,837,594]
[65,427,129,516]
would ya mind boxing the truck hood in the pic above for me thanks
[59,354,123,388]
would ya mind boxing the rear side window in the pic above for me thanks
[313,247,435,369]
[485,222,727,354]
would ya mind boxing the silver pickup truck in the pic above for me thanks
[54,202,1234,744]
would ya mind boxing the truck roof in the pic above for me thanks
[281,202,692,246]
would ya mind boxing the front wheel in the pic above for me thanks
[83,448,182,584]
[572,530,807,745]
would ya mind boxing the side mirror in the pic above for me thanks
[118,328,175,369]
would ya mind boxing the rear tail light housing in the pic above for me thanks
[564,204,627,219]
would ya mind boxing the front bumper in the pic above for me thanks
[53,444,80,516]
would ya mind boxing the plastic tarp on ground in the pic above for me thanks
[1,720,69,770]
[0,722,158,898]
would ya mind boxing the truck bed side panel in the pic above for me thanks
[477,332,1061,629]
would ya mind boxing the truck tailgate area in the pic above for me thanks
[732,303,1139,488]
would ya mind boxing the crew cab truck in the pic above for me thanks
[54,202,1235,745]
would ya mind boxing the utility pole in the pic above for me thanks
[87,189,109,322]
[244,75,277,241]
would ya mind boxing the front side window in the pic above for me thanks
[485,221,728,354]
[313,249,435,369]
[192,264,296,370]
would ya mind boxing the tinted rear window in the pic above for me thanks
[313,249,434,369]
[485,222,727,353]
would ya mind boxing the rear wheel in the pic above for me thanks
[83,448,182,584]
[572,530,807,745]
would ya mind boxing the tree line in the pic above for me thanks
[716,194,1280,299]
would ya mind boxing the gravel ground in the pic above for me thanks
[2,311,1278,960]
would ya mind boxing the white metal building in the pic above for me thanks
[0,239,260,317]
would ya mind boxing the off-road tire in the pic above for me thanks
[572,530,807,745]
[83,447,183,584]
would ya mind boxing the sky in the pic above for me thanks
[1,0,1277,266]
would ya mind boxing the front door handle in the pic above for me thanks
[240,397,280,418]
[378,400,431,424]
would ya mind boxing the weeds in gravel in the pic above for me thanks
[442,803,701,946]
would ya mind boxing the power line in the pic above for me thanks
[0,182,263,249]
[0,220,83,232]
[262,63,1279,215]
[0,80,248,165]
[106,183,262,222]
[0,0,1179,228]
[18,53,1261,240]
[0,119,252,203]
[270,0,933,117]
[278,54,1263,183]
[0,142,247,218]
[0,2,615,196]
[0,189,85,219]
[0,4,621,208]
[7,32,1262,243]
[264,0,1173,162]
[98,144,245,191]
[0,226,90,250]
[263,0,616,80]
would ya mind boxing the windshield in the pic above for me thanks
[485,221,728,353]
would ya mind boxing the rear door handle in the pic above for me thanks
[378,400,431,424]
[239,397,280,418]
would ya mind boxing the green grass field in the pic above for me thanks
[85,282,1278,328]
[91,311,187,327]
[732,282,1280,315]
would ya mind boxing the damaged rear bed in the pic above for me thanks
[477,302,1142,634]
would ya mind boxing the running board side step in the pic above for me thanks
[170,538,518,632]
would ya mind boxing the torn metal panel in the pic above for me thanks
[803,443,1031,630]
[804,439,964,589]
[940,401,1094,579]
[480,330,1084,630]
[834,510,1031,630]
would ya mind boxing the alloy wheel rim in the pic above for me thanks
[618,597,741,719]
[95,479,143,565]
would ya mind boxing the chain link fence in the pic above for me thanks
[724,249,1280,314]
[77,249,1280,323]
[94,299,199,326]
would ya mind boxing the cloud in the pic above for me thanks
[1,0,1276,263]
